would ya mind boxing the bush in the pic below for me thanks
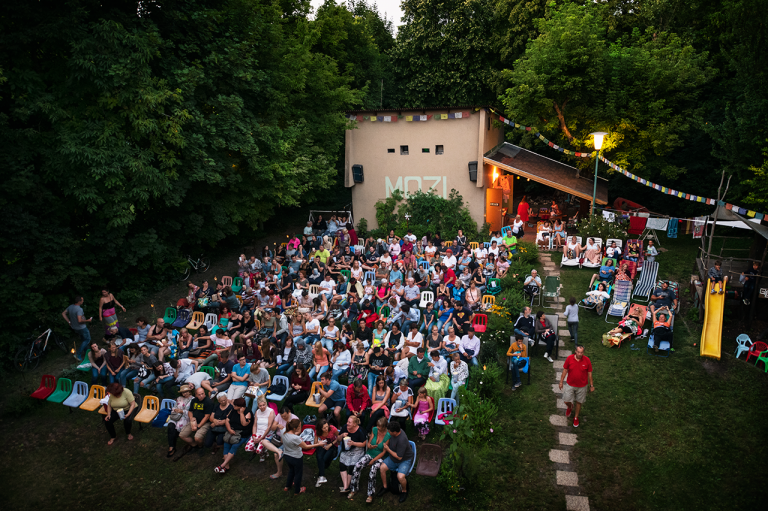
[468,361,504,401]
[356,217,368,238]
[436,455,463,502]
[576,215,628,241]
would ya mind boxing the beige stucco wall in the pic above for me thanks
[345,109,503,231]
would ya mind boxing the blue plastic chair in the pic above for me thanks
[407,441,417,475]
[483,242,491,249]
[419,261,430,271]
[267,375,290,402]
[161,399,176,427]
[62,381,89,409]
[364,271,376,286]
[735,334,752,359]
[501,226,512,237]
[434,398,456,426]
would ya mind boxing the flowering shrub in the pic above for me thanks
[576,215,628,241]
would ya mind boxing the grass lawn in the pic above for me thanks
[550,236,768,511]
[1,235,766,510]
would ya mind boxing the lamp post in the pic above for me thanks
[590,132,607,216]
[404,213,411,230]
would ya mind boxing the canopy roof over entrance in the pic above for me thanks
[484,143,609,205]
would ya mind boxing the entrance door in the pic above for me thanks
[486,188,503,232]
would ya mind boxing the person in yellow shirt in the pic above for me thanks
[316,247,331,264]
[506,335,528,389]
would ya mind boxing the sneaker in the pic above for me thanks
[573,417,580,428]
[566,406,572,418]
[514,382,522,388]
[718,289,724,294]
[744,299,751,305]
[710,289,716,294]
[339,486,351,493]
[546,355,554,363]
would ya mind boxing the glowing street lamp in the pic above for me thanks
[590,132,608,216]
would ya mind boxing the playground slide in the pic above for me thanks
[700,279,724,360]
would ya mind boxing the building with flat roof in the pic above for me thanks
[344,107,608,231]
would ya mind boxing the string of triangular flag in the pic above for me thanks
[346,111,471,122]
[489,109,767,222]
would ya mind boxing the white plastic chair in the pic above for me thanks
[434,398,456,426]
[204,313,218,330]
[309,284,320,300]
[62,381,89,409]
[419,290,434,308]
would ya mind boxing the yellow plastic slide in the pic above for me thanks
[700,279,724,360]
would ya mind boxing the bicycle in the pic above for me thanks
[180,253,211,281]
[14,328,69,372]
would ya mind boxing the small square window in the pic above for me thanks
[436,145,444,155]
[422,148,430,153]
[400,145,409,155]
[387,148,395,153]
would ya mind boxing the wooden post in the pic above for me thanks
[706,172,732,269]
[749,242,768,325]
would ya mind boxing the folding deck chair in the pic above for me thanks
[633,260,659,302]
[605,280,633,323]
[622,239,645,275]
[579,281,613,313]
[604,303,647,347]
[541,276,561,309]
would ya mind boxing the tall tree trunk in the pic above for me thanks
[552,100,573,141]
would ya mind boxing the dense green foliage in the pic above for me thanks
[0,0,391,360]
[370,188,480,240]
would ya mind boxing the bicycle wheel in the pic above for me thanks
[14,346,41,372]
[180,265,191,281]
[53,332,69,353]
[199,257,211,273]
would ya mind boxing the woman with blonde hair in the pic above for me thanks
[411,386,434,440]
[309,340,331,380]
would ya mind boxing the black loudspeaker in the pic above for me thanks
[352,164,364,183]
[468,161,478,182]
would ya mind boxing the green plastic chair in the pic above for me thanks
[200,366,216,378]
[47,377,73,403]
[756,350,768,373]
[378,306,390,318]
[542,276,561,309]
[231,277,243,293]
[340,269,352,280]
[487,278,502,296]
[163,307,177,324]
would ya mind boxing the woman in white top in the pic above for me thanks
[331,345,351,380]
[564,236,581,260]
[379,252,392,270]
[488,241,500,257]
[512,214,525,237]
[350,260,364,281]
[244,397,276,460]
[537,220,552,246]
[582,282,611,315]
[322,317,340,352]
[424,241,437,262]
[581,237,601,265]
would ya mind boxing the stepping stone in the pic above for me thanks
[566,495,590,511]
[548,271,562,276]
[550,414,567,426]
[555,297,566,302]
[549,449,570,464]
[559,330,571,337]
[559,432,578,445]
[556,398,566,409]
[552,384,563,395]
[558,340,565,347]
[553,360,565,369]
[557,470,579,486]
[555,372,562,381]
[559,350,573,358]
[558,320,567,328]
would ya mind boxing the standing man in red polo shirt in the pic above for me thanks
[558,345,594,428]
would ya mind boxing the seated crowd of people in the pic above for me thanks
[88,218,530,499]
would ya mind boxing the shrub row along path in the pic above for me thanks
[538,250,591,511]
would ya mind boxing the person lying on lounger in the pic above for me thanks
[589,260,616,288]
[581,283,610,315]
[602,313,641,347]
[650,307,673,352]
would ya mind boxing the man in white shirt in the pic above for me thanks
[442,249,457,271]
[319,274,336,301]
[402,323,423,359]
[473,245,488,264]
[170,358,198,383]
[523,270,542,306]
[299,312,321,347]
[459,327,480,366]
[403,230,417,243]
[403,277,421,308]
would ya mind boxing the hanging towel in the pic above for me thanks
[628,216,647,235]
[638,212,650,218]
[646,218,669,231]
[602,210,616,223]
[667,218,678,238]
[682,219,694,235]
[693,216,706,239]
